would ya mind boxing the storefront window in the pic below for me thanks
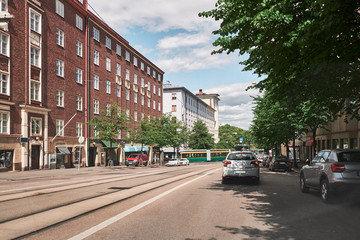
[0,150,13,168]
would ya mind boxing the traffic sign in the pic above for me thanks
[240,138,243,143]
[78,136,84,144]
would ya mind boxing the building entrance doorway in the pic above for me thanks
[31,145,40,169]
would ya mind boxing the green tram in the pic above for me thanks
[180,149,231,162]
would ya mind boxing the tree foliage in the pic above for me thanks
[188,120,215,149]
[216,124,250,149]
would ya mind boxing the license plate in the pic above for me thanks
[280,162,285,164]
[235,170,246,174]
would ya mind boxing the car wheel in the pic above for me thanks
[300,174,309,193]
[320,179,330,203]
[222,177,228,184]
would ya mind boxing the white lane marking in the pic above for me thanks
[68,168,219,240]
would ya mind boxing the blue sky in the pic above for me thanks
[88,0,261,130]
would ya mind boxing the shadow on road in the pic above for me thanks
[204,170,360,240]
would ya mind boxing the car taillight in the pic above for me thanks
[331,164,345,172]
[287,162,292,166]
[274,161,278,165]
[251,161,259,166]
[223,161,231,167]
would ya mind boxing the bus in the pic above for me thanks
[180,149,231,162]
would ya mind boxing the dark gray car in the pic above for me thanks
[300,149,360,202]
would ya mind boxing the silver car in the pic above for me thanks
[222,151,260,184]
[300,149,360,202]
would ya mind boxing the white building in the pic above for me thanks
[163,83,218,142]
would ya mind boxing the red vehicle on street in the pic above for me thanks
[125,154,148,167]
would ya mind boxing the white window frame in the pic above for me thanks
[106,103,111,116]
[76,68,82,84]
[126,89,129,101]
[106,57,111,72]
[105,36,111,49]
[93,27,100,41]
[30,10,41,33]
[56,59,64,77]
[133,74,137,85]
[147,66,150,75]
[56,89,64,107]
[141,96,144,106]
[125,69,130,81]
[158,87,161,96]
[76,95,83,111]
[93,50,99,65]
[76,14,83,31]
[0,72,8,95]
[56,119,64,136]
[30,46,40,67]
[133,56,138,67]
[158,74,161,82]
[0,33,9,56]
[76,40,83,57]
[117,84,121,97]
[158,102,161,112]
[116,44,121,56]
[31,118,42,136]
[134,111,137,122]
[93,74,99,90]
[153,100,156,110]
[153,85,156,94]
[30,80,40,101]
[55,0,64,18]
[141,78,144,88]
[94,99,99,114]
[125,51,130,61]
[134,92,137,103]
[141,62,144,71]
[153,70,156,79]
[76,122,82,137]
[106,80,111,94]
[0,111,9,134]
[1,0,8,12]
[56,28,64,47]
[116,63,121,76]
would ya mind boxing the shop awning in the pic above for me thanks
[56,146,71,155]
[101,140,116,148]
[124,146,149,152]
[305,140,314,146]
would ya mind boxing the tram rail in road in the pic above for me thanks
[0,166,219,239]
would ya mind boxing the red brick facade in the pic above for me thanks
[0,0,164,171]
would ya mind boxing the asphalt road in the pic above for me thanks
[1,163,360,240]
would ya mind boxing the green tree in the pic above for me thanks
[200,0,360,119]
[188,120,215,149]
[87,104,129,163]
[216,124,249,149]
[162,115,188,157]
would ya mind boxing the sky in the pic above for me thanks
[87,0,262,130]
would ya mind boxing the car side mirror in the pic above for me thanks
[305,159,310,165]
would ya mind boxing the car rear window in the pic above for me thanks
[227,153,255,160]
[128,154,139,158]
[275,156,288,161]
[337,152,360,162]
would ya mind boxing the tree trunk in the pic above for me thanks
[286,142,289,158]
[312,128,317,159]
[293,137,298,168]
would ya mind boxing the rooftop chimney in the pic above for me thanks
[199,89,203,95]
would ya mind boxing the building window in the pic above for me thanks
[158,102,161,111]
[153,100,156,110]
[56,89,64,107]
[153,70,156,79]
[76,15,83,31]
[31,118,41,135]
[105,36,111,49]
[56,59,64,77]
[172,93,176,100]
[147,98,150,108]
[30,10,41,33]
[0,72,8,95]
[76,122,82,137]
[76,40,83,57]
[125,51,130,61]
[116,44,121,56]
[133,74,137,85]
[93,50,99,65]
[77,0,83,3]
[0,33,9,56]
[106,80,111,94]
[134,111,137,122]
[0,112,8,134]
[56,28,64,47]
[106,103,111,116]
[76,96,82,111]
[134,92,137,103]
[1,0,8,11]
[106,57,111,71]
[141,78,144,88]
[126,108,130,117]
[158,87,161,96]
[56,120,64,136]
[76,68,82,84]
[30,47,40,67]
[141,96,144,106]
[117,84,121,97]
[93,27,100,41]
[30,81,40,101]
[93,74,99,90]
[116,63,121,76]
[147,81,150,91]
[153,85,156,94]
[158,74,161,82]
[147,66,150,75]
[141,62,144,71]
[94,99,99,114]
[133,56,138,67]
[55,0,64,17]
[126,89,129,101]
[125,69,130,81]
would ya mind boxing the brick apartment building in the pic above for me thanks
[0,0,164,171]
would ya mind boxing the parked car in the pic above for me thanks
[165,159,180,166]
[268,156,292,172]
[125,154,148,167]
[179,158,190,166]
[300,149,360,202]
[222,151,260,184]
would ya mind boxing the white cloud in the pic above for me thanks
[202,82,260,130]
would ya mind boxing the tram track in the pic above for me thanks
[1,166,219,239]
